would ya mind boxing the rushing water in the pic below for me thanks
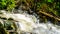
[0,10,60,34]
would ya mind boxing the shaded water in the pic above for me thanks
[0,10,60,34]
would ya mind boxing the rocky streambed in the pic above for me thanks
[0,10,60,34]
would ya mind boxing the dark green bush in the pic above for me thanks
[0,0,16,10]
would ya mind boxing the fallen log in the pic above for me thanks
[39,11,60,21]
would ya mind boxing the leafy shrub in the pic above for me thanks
[0,0,16,10]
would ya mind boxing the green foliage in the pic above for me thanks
[47,0,52,2]
[47,0,54,3]
[0,0,16,10]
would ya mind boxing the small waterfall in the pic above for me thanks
[0,10,60,34]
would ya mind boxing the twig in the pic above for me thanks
[39,11,60,21]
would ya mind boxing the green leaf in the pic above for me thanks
[1,2,6,5]
[47,0,52,2]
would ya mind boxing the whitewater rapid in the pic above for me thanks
[0,10,60,34]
